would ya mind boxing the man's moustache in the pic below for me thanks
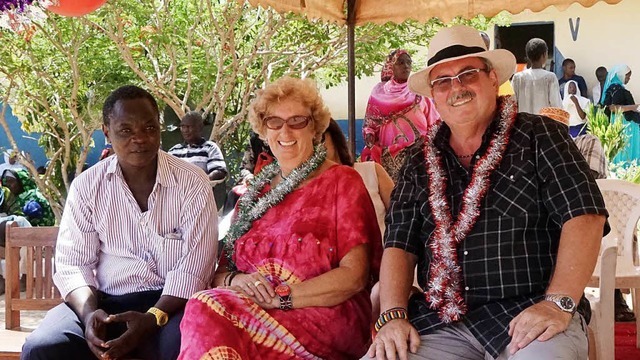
[447,91,475,106]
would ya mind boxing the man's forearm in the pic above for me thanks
[152,295,187,316]
[66,286,100,325]
[546,214,606,301]
[379,248,417,311]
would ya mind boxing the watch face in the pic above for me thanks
[559,297,575,310]
[275,284,291,297]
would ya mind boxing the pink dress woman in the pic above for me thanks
[178,166,382,359]
[361,50,439,181]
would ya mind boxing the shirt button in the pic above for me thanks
[464,286,470,291]
[463,251,468,255]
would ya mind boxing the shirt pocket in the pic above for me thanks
[154,233,185,277]
[488,159,538,217]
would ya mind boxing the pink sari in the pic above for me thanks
[361,79,439,180]
[179,166,382,360]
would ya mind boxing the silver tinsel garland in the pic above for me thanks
[223,144,327,271]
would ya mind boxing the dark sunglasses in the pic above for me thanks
[263,115,312,130]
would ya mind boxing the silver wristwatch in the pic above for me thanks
[544,294,577,314]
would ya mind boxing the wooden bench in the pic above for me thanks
[0,329,30,359]
[2,221,61,358]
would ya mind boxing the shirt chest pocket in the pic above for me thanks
[154,234,185,277]
[488,159,538,217]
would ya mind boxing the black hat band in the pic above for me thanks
[427,45,486,66]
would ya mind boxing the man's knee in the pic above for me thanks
[22,331,91,360]
[503,314,588,360]
[21,304,93,360]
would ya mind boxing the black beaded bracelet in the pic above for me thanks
[225,271,239,286]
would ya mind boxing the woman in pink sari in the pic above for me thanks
[178,77,382,360]
[361,49,439,181]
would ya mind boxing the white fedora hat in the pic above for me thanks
[408,25,516,98]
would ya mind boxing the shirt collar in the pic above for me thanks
[105,150,178,188]
[434,112,501,158]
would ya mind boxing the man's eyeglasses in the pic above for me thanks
[263,115,312,130]
[430,68,490,93]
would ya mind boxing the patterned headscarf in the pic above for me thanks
[380,49,409,82]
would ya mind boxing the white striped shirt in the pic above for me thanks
[53,151,218,299]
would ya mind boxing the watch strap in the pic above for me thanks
[279,295,293,310]
[276,285,293,310]
[147,307,169,326]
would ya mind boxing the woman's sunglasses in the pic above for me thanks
[263,115,312,130]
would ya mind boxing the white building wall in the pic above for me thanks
[496,0,640,100]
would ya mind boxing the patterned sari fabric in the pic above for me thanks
[361,79,438,181]
[179,166,382,360]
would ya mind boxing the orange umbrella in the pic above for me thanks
[246,0,623,153]
[248,0,622,25]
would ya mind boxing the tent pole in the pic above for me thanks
[347,0,356,157]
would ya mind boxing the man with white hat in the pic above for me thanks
[367,25,608,360]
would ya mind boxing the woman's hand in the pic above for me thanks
[569,95,580,105]
[230,272,276,303]
[252,293,280,309]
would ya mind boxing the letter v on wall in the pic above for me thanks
[569,17,580,41]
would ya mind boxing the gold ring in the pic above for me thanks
[254,281,262,287]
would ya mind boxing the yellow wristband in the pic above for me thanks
[147,307,169,327]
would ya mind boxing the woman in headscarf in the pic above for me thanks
[1,169,54,226]
[562,80,591,137]
[602,64,640,163]
[361,49,439,181]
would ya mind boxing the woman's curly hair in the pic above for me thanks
[248,77,331,143]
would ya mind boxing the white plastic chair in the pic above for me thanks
[586,236,618,360]
[595,178,640,348]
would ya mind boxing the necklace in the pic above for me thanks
[222,144,327,271]
[455,153,475,159]
[423,95,517,323]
